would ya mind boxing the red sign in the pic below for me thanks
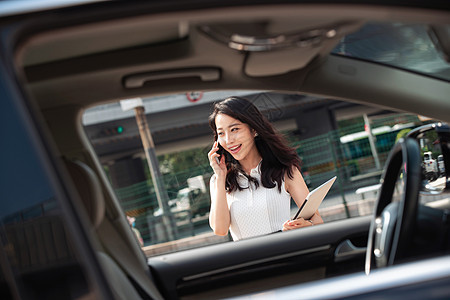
[186,91,203,102]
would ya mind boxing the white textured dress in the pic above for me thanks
[210,162,291,241]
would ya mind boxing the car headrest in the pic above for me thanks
[64,159,105,228]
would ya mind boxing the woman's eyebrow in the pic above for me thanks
[217,123,241,130]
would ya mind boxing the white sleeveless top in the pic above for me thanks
[210,162,291,241]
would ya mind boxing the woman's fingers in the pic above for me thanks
[208,141,226,173]
[282,218,312,231]
[208,141,217,154]
[208,150,218,163]
[208,141,219,164]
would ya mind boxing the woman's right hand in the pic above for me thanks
[208,141,227,176]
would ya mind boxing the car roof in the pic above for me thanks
[3,1,450,121]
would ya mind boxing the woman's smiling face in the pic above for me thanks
[215,113,257,162]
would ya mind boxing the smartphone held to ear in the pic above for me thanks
[215,143,224,164]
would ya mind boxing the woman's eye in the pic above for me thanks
[231,127,239,132]
[217,132,224,136]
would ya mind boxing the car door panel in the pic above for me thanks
[148,216,371,299]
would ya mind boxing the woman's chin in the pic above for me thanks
[229,153,240,161]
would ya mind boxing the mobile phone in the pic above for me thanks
[215,143,224,164]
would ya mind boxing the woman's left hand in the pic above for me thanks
[282,217,313,231]
[283,211,323,231]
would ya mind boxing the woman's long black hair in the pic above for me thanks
[209,96,301,193]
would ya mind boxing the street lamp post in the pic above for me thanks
[364,114,381,170]
[121,99,175,241]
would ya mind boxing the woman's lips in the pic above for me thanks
[228,144,242,154]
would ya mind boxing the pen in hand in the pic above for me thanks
[292,199,308,220]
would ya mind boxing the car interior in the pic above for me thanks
[2,1,450,299]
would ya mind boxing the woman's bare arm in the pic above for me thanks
[283,167,324,230]
[208,173,230,235]
[208,141,231,235]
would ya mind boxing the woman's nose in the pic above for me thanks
[225,133,233,144]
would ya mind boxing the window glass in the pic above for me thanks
[332,23,450,82]
[83,91,439,257]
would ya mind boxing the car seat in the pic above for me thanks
[64,159,162,299]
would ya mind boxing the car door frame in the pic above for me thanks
[0,18,114,300]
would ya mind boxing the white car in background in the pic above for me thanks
[423,151,438,181]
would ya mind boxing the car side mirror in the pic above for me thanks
[406,122,450,194]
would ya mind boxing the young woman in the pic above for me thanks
[208,96,323,241]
